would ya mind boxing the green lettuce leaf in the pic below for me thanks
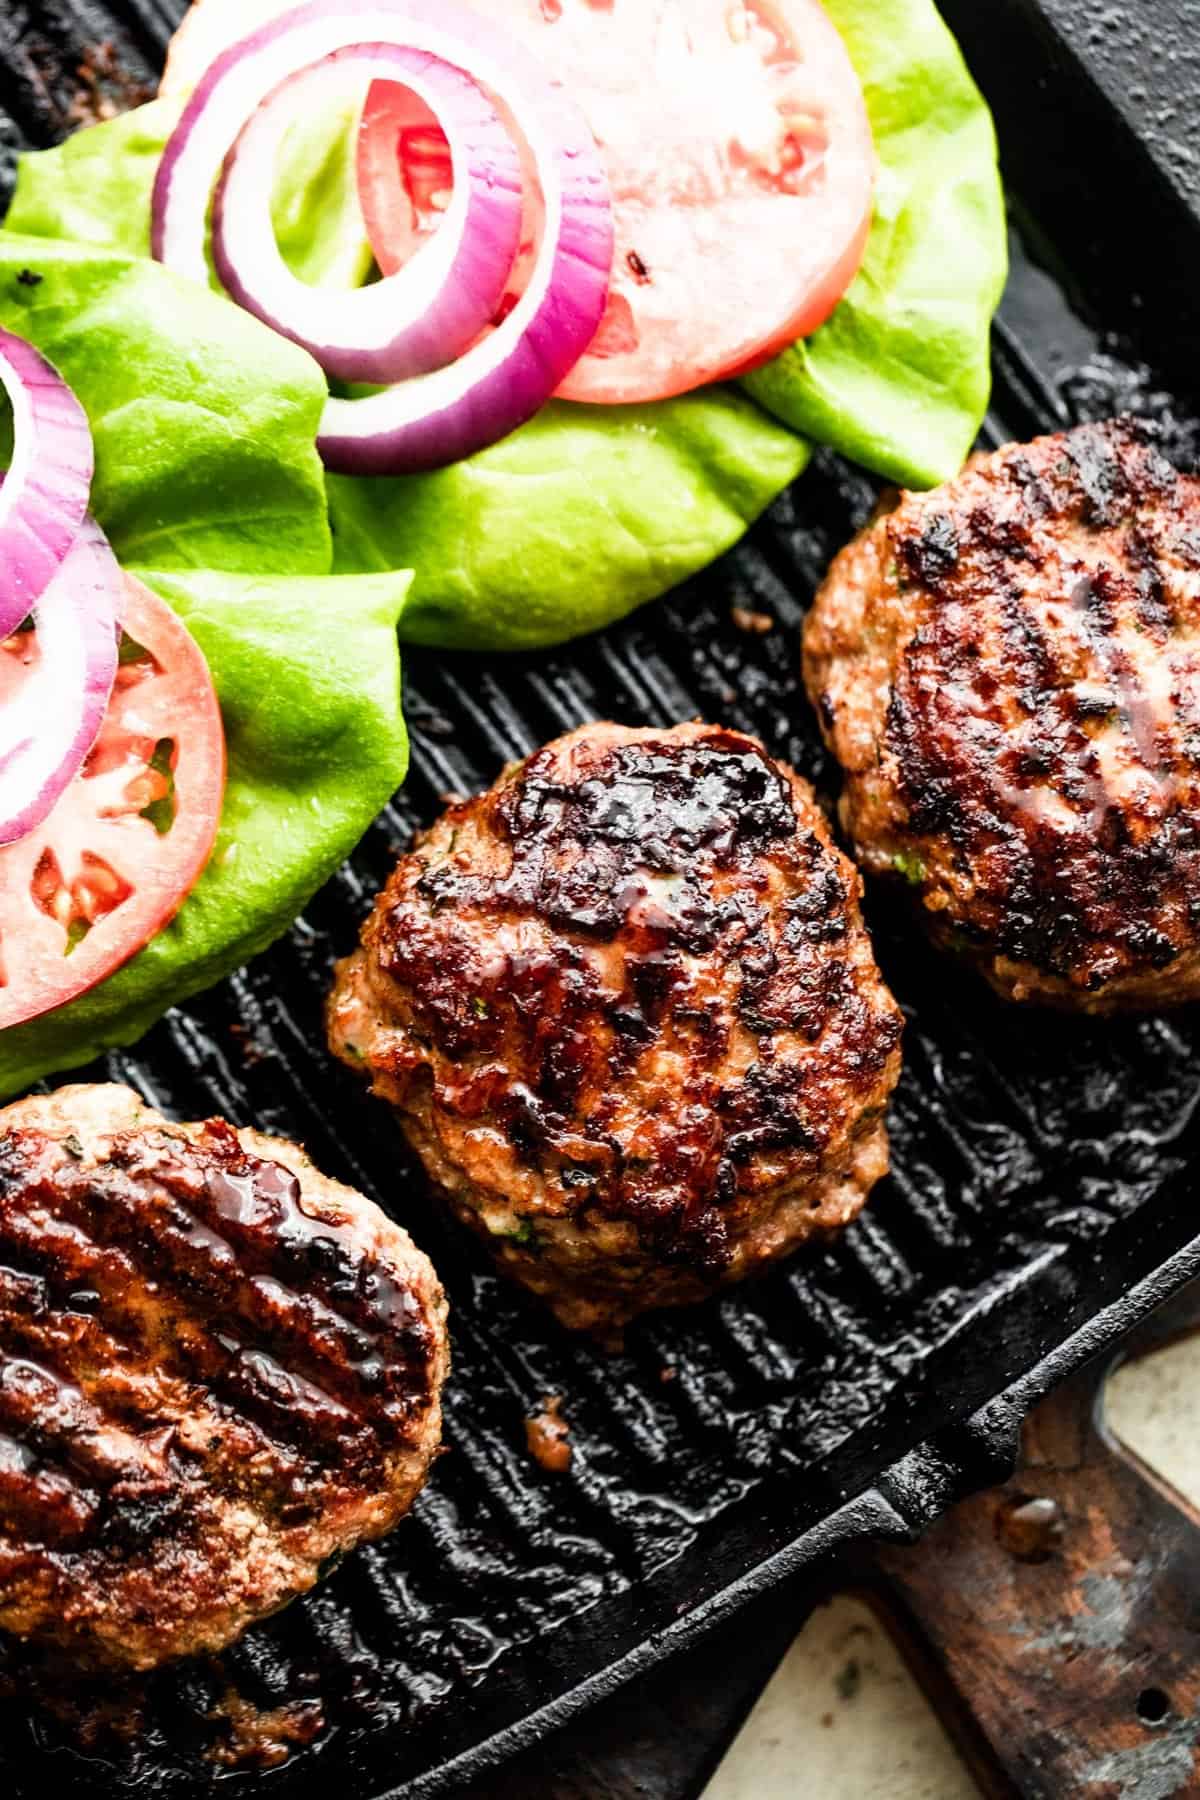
[327,393,811,651]
[4,0,1007,522]
[6,104,811,650]
[742,0,1007,489]
[0,143,402,1092]
[269,100,374,290]
[7,99,176,257]
[0,232,332,575]
[7,96,371,288]
[0,568,411,1101]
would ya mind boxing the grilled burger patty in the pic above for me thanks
[0,1085,448,1671]
[805,418,1200,1009]
[328,722,903,1335]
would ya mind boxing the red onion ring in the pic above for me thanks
[0,517,120,848]
[212,45,523,385]
[0,327,95,640]
[152,0,614,475]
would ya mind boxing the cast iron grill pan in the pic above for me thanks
[2,3,1200,1793]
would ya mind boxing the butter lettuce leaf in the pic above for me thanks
[269,99,375,290]
[7,96,371,288]
[0,142,404,1092]
[6,105,810,650]
[328,393,811,651]
[0,568,411,1101]
[0,231,332,575]
[5,0,1006,522]
[742,0,1007,489]
[7,99,176,257]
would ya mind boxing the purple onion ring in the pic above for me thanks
[0,517,120,848]
[0,327,95,639]
[212,44,523,386]
[152,0,614,475]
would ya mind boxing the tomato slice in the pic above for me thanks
[356,0,875,406]
[358,79,543,333]
[358,80,457,277]
[0,576,226,1029]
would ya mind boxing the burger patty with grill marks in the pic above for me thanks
[327,722,903,1336]
[0,1084,448,1672]
[805,418,1200,1009]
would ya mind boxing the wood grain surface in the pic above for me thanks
[472,1288,1200,1799]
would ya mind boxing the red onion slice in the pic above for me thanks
[0,327,95,640]
[152,0,614,475]
[0,518,120,848]
[212,45,523,385]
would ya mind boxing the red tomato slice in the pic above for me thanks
[358,80,457,276]
[359,80,543,332]
[0,576,226,1029]
[356,0,875,406]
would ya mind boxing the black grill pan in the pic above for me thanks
[3,3,1200,1794]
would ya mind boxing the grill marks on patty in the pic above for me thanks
[807,419,1200,1004]
[0,1087,448,1670]
[328,724,903,1331]
[420,732,801,946]
[374,731,893,1266]
[0,1125,433,1553]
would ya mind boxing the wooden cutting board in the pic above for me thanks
[467,1281,1200,1800]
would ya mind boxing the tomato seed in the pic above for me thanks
[123,770,169,810]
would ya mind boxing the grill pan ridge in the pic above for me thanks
[3,4,1200,1794]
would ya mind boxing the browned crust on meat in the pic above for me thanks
[805,418,1200,1009]
[328,722,903,1333]
[0,1084,449,1671]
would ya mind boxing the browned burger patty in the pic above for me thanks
[0,1084,448,1672]
[327,722,903,1336]
[805,418,1200,1010]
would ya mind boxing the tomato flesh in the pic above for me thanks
[0,576,226,1029]
[356,0,875,405]
[358,80,455,276]
[358,80,544,332]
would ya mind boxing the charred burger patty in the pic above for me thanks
[0,1084,448,1671]
[805,418,1200,1009]
[328,722,903,1334]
